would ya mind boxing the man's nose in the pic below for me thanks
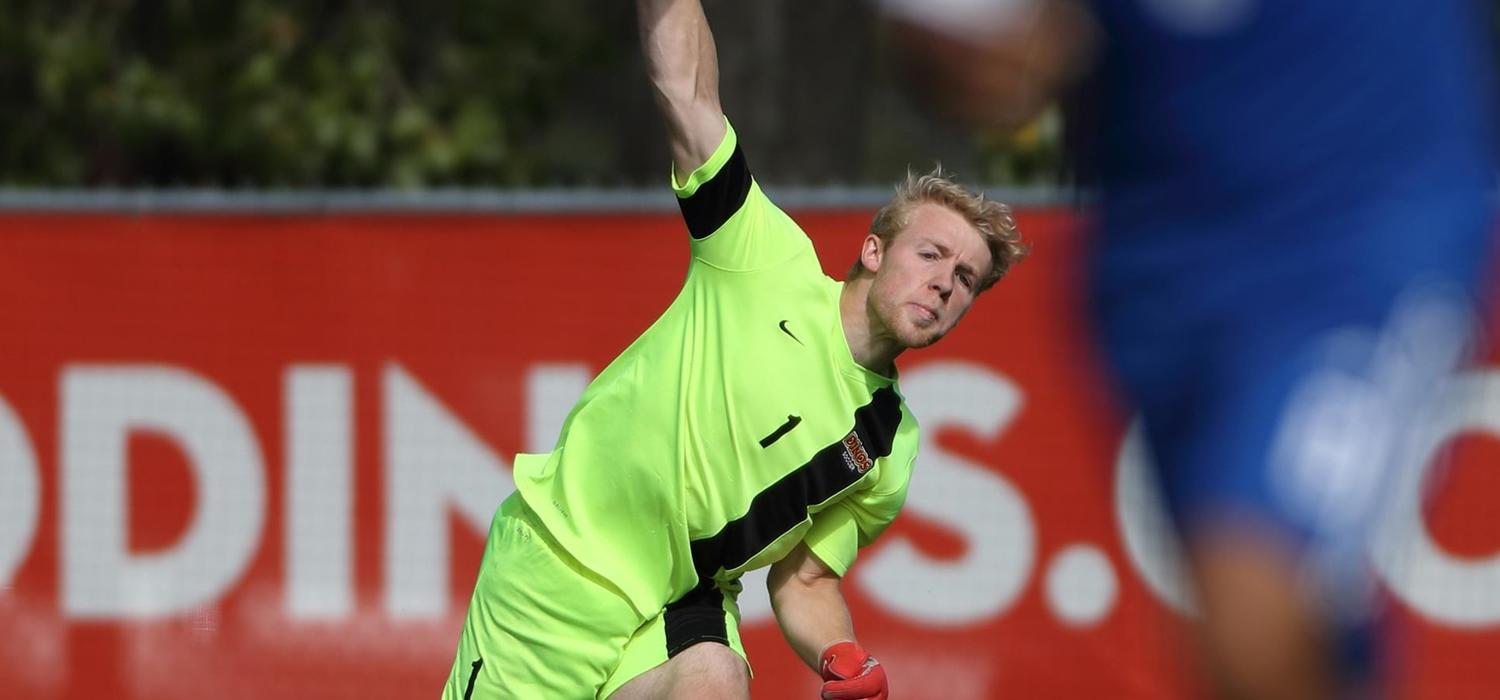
[930,273,952,300]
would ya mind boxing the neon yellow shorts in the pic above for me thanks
[442,493,748,699]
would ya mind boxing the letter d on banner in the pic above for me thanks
[0,394,40,587]
[62,366,265,618]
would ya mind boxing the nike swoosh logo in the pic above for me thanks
[759,414,802,448]
[778,319,803,345]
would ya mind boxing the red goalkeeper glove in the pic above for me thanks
[819,641,889,700]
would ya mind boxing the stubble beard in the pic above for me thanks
[906,324,944,349]
[874,295,944,350]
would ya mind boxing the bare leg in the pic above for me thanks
[1189,525,1341,700]
[608,642,751,700]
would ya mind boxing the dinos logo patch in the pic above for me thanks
[840,431,873,474]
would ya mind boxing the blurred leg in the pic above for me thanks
[1189,525,1339,700]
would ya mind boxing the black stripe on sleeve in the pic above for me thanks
[677,145,752,240]
[685,386,904,583]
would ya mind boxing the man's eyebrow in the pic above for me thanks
[925,239,976,277]
[921,239,952,255]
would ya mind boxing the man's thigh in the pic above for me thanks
[607,642,750,700]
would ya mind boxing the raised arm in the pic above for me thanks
[637,0,729,183]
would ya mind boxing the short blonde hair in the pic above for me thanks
[849,167,1028,292]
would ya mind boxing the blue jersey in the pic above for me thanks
[1081,0,1499,403]
[1084,0,1497,240]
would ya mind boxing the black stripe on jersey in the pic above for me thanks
[663,579,731,657]
[677,145,752,240]
[685,386,904,584]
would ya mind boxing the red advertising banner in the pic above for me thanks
[0,209,1496,699]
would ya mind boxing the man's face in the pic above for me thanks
[864,202,993,349]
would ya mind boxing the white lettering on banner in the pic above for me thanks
[384,364,513,618]
[859,361,1035,625]
[1372,369,1500,627]
[526,364,591,453]
[1114,421,1197,615]
[1044,544,1118,626]
[0,394,40,587]
[286,366,354,619]
[5,359,1488,629]
[737,567,774,623]
[61,366,265,618]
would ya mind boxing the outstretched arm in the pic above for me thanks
[637,0,728,183]
[769,543,889,699]
[768,543,855,670]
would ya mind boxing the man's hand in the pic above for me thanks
[819,641,889,700]
[880,0,1099,131]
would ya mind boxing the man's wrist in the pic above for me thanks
[818,638,857,658]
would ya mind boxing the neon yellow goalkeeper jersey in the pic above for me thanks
[512,121,918,616]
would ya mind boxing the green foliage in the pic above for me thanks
[1,0,615,186]
[14,2,1488,188]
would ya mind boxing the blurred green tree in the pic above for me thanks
[13,1,1486,188]
[0,0,1069,188]
[1,0,616,187]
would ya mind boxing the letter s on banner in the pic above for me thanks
[857,361,1035,625]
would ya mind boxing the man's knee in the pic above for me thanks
[611,642,749,700]
[671,642,749,692]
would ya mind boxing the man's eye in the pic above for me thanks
[920,251,937,260]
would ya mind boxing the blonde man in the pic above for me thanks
[442,1,1025,697]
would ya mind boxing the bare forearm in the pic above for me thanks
[769,566,856,671]
[636,0,725,177]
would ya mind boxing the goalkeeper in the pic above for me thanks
[441,0,1027,698]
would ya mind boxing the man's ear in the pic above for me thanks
[860,234,884,274]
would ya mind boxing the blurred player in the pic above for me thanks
[441,0,1028,697]
[880,0,1499,698]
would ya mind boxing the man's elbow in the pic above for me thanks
[771,556,842,598]
[650,77,719,120]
